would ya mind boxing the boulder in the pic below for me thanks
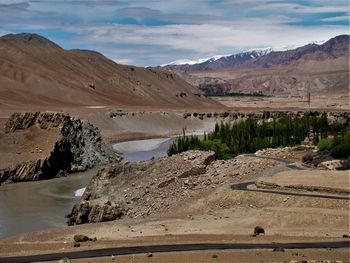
[73,235,95,242]
[319,160,345,170]
[253,226,265,236]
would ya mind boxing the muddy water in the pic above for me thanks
[0,168,97,239]
[0,137,175,239]
[114,137,175,162]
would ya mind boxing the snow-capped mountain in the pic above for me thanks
[160,48,273,70]
[159,35,348,72]
[161,54,229,67]
[158,35,349,98]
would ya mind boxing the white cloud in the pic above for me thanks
[253,2,349,14]
[0,0,349,66]
[59,21,348,66]
[321,15,349,22]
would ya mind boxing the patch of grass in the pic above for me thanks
[317,138,332,151]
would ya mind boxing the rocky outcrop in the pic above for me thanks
[67,150,279,225]
[319,159,350,170]
[0,112,120,184]
[67,150,216,225]
[182,110,350,125]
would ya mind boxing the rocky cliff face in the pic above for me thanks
[0,112,120,184]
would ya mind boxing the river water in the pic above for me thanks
[0,137,175,239]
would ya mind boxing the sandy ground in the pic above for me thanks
[0,125,60,170]
[256,170,350,195]
[213,95,349,111]
[56,249,350,263]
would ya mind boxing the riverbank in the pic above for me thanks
[0,136,179,239]
[0,110,210,239]
[0,146,349,262]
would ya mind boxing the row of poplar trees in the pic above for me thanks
[167,113,346,159]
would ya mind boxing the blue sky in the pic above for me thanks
[0,0,349,66]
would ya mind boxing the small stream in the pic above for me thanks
[0,137,175,239]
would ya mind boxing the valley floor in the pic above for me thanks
[0,147,348,262]
[213,94,349,111]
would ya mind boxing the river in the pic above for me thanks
[0,137,175,239]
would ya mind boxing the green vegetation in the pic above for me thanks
[321,132,350,159]
[199,84,268,97]
[331,142,350,158]
[168,113,349,160]
[205,91,268,97]
[317,138,332,151]
[316,123,350,159]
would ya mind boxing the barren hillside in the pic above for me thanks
[0,33,221,110]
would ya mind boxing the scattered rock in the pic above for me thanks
[273,247,285,252]
[73,235,95,242]
[253,226,265,236]
[67,151,280,225]
[319,159,349,170]
[73,242,80,247]
[58,258,71,263]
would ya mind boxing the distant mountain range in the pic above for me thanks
[159,35,349,97]
[160,35,349,72]
[161,49,273,70]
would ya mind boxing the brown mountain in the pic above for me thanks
[0,33,221,110]
[161,35,349,97]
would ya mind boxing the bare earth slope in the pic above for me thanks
[0,33,221,110]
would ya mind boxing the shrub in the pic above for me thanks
[317,138,332,151]
[331,142,350,159]
[200,139,233,160]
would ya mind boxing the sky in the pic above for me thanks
[0,0,349,66]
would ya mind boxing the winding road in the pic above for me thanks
[230,181,350,200]
[0,241,349,263]
[233,154,350,200]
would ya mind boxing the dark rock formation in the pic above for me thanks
[73,235,95,242]
[67,200,124,225]
[0,112,120,184]
[254,226,265,236]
